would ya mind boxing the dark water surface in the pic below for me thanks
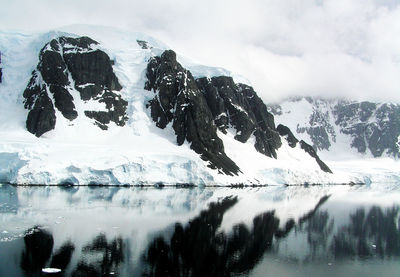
[0,184,399,276]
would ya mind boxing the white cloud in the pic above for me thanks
[1,0,400,102]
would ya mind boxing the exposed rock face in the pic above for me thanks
[23,36,127,136]
[299,141,332,173]
[276,124,298,148]
[145,50,240,175]
[196,77,281,158]
[137,40,152,49]
[270,97,400,158]
[334,101,400,157]
[277,124,332,173]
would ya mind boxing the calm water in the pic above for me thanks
[0,184,399,277]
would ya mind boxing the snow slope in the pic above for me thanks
[0,25,390,186]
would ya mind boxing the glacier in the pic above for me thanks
[0,25,397,186]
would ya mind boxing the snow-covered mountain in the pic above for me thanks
[269,97,400,160]
[0,25,394,186]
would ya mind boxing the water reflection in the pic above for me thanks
[0,185,399,277]
[51,242,75,273]
[0,184,18,213]
[141,196,325,276]
[72,234,124,277]
[331,206,400,259]
[18,227,124,277]
[21,227,54,273]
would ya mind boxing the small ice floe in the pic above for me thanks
[328,263,333,266]
[372,244,377,248]
[42,268,61,273]
[2,230,8,234]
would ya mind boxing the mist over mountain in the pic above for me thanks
[2,1,400,103]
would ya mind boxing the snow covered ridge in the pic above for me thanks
[0,27,365,185]
[269,97,400,159]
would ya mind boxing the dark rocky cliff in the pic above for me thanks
[23,36,127,136]
[196,77,281,158]
[144,50,240,175]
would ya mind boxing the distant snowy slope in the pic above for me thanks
[269,97,400,160]
[269,97,400,184]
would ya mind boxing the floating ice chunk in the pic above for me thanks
[42,268,62,273]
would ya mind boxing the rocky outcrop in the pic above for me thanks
[276,124,298,148]
[145,50,240,175]
[334,101,400,158]
[137,40,152,49]
[196,77,282,158]
[270,97,400,158]
[23,36,127,136]
[299,140,332,173]
[277,124,332,173]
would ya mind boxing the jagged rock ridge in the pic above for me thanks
[196,77,281,158]
[144,50,240,175]
[23,36,127,136]
[270,97,400,158]
[276,124,332,173]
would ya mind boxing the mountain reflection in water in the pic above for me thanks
[332,206,400,258]
[0,185,399,277]
[142,196,287,276]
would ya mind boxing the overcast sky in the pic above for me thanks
[2,0,400,102]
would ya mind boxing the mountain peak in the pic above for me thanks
[0,28,366,186]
